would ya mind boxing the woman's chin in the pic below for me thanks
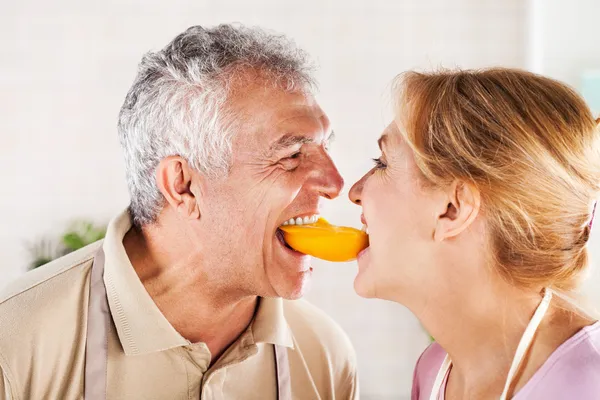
[353,276,375,298]
[354,248,376,298]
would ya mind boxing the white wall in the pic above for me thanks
[0,1,526,398]
[528,0,600,308]
[528,0,600,88]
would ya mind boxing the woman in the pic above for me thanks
[349,68,600,399]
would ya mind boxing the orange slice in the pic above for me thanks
[279,218,369,262]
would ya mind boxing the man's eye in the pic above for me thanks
[279,152,302,171]
[372,157,387,169]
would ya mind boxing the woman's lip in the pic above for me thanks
[360,214,367,226]
[357,246,370,260]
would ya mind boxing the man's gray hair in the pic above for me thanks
[117,24,316,228]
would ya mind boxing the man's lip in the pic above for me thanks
[279,211,321,226]
[275,229,310,260]
[360,214,367,226]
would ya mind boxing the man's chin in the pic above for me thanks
[272,268,313,300]
[267,241,314,297]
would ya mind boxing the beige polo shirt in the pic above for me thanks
[0,211,358,399]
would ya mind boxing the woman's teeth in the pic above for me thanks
[281,214,319,226]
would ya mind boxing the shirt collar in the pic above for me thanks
[251,296,294,349]
[102,209,294,356]
[102,210,187,355]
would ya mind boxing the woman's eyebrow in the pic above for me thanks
[378,134,388,150]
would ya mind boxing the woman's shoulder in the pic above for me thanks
[411,342,447,400]
[544,321,600,376]
[517,321,600,399]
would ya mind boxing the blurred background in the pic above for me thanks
[1,0,599,398]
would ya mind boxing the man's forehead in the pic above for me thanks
[273,105,329,130]
[229,84,331,151]
[271,102,331,136]
[231,82,323,119]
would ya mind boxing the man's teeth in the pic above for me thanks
[362,224,369,234]
[281,214,319,226]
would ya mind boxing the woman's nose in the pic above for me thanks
[349,176,365,205]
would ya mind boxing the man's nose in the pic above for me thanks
[310,153,344,200]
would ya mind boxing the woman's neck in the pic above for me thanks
[412,281,593,398]
[427,284,539,371]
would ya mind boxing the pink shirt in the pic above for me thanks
[412,321,600,399]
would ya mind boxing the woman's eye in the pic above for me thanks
[372,157,387,169]
[288,152,301,159]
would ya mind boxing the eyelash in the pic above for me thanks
[372,157,387,169]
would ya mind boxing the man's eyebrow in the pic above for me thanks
[269,130,336,153]
[270,134,314,152]
[326,130,336,146]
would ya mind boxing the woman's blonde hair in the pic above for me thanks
[394,68,600,292]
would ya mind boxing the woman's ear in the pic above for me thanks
[155,156,201,220]
[433,180,481,242]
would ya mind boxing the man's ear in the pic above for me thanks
[433,180,480,242]
[155,156,201,220]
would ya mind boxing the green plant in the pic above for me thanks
[29,239,60,269]
[28,220,106,270]
[61,221,106,253]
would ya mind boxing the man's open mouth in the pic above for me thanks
[276,214,320,252]
[276,229,294,250]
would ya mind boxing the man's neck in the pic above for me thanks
[122,226,258,364]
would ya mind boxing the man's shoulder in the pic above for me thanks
[0,241,100,305]
[0,241,100,349]
[282,299,358,398]
[282,299,356,362]
[0,242,101,397]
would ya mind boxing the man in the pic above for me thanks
[0,25,358,399]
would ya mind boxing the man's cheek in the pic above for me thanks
[264,174,304,206]
[244,172,299,205]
